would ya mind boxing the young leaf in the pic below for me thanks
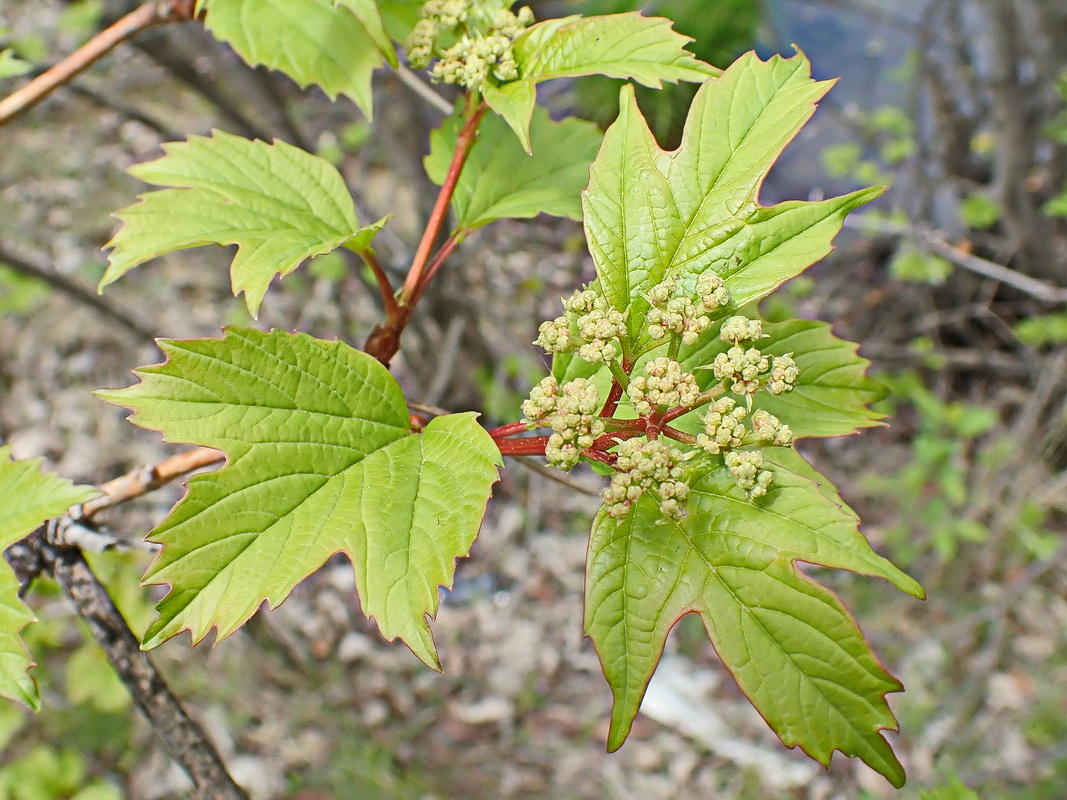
[496,12,718,147]
[97,329,500,668]
[483,80,537,154]
[585,462,921,787]
[0,49,32,80]
[583,50,882,345]
[334,0,398,68]
[516,12,717,86]
[197,0,382,115]
[0,447,98,709]
[103,131,376,317]
[425,107,602,232]
[678,319,888,439]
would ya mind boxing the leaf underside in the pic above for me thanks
[198,0,382,114]
[425,106,603,231]
[98,328,501,668]
[579,50,917,787]
[0,448,97,709]
[103,131,373,317]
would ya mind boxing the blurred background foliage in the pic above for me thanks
[1,0,1067,798]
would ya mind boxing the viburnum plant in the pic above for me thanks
[0,0,925,792]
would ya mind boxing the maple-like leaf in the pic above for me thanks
[0,448,97,709]
[425,106,602,231]
[675,318,888,439]
[577,48,919,786]
[495,12,718,151]
[197,0,384,114]
[583,49,882,346]
[585,461,922,786]
[97,329,500,668]
[103,131,378,316]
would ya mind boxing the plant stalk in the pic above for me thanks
[364,96,486,366]
[0,1,198,125]
[37,529,250,800]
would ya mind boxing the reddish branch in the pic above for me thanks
[0,1,198,126]
[496,436,551,457]
[364,100,487,366]
[354,248,400,318]
[410,233,460,305]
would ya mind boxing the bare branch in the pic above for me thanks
[0,246,156,342]
[394,64,454,116]
[847,214,1067,304]
[37,524,250,800]
[77,446,225,520]
[0,1,198,126]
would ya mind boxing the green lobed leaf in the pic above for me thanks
[582,50,882,346]
[97,329,501,667]
[198,0,382,114]
[0,447,98,709]
[103,131,376,317]
[585,461,921,786]
[425,106,603,231]
[377,0,423,42]
[334,0,398,68]
[0,49,32,80]
[676,318,888,439]
[515,12,716,86]
[496,12,718,147]
[483,80,537,154]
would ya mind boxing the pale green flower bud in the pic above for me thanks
[719,315,763,345]
[602,438,691,519]
[768,354,799,395]
[534,316,574,353]
[521,376,560,424]
[646,278,676,307]
[697,398,748,454]
[696,273,730,311]
[711,346,769,396]
[751,409,793,446]
[563,288,604,314]
[724,450,773,499]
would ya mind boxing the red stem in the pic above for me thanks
[660,425,698,445]
[356,248,399,317]
[599,356,632,418]
[410,234,460,306]
[488,421,531,440]
[496,436,550,457]
[399,99,486,305]
[364,97,486,366]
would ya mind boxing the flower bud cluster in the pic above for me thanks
[406,0,534,91]
[751,409,793,446]
[521,377,604,470]
[724,450,774,499]
[767,354,799,395]
[602,438,691,520]
[696,397,748,455]
[719,315,764,345]
[534,288,626,365]
[711,346,769,397]
[627,358,700,416]
[645,275,731,345]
